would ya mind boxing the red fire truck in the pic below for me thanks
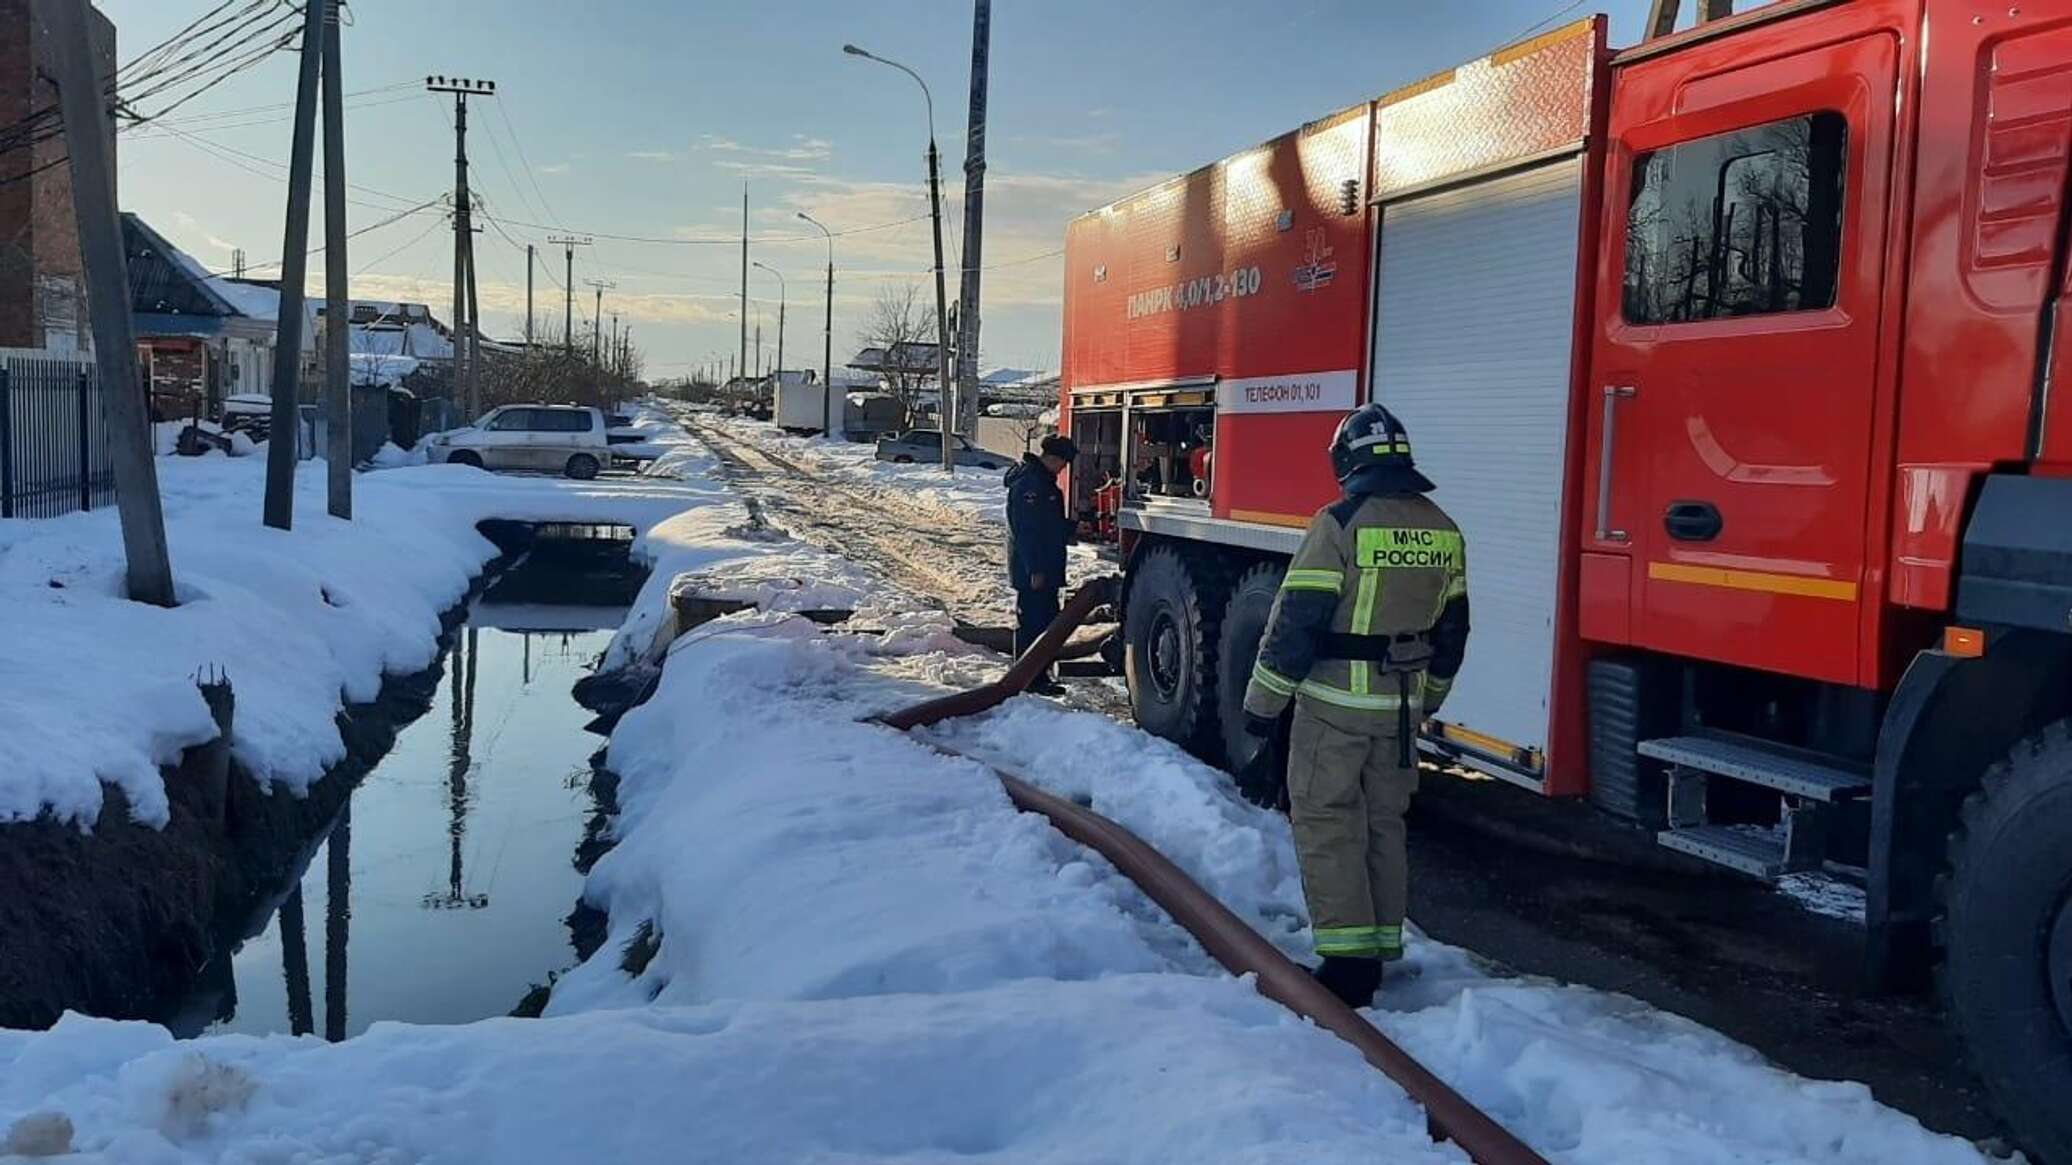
[1058,1,2072,1156]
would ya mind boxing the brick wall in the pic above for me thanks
[0,0,114,351]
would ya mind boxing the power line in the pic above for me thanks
[492,99,563,230]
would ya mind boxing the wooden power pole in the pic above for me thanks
[263,0,326,531]
[321,0,350,520]
[48,0,173,604]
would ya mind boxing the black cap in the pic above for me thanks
[1041,434,1079,461]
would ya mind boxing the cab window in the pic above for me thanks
[1623,111,1847,324]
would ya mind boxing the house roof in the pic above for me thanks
[847,341,941,373]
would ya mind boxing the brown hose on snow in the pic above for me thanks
[875,576,1549,1165]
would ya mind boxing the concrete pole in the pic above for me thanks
[321,0,350,519]
[738,186,749,405]
[464,230,480,417]
[926,139,953,472]
[524,243,534,349]
[49,0,173,604]
[263,0,326,531]
[953,0,991,440]
[450,93,468,422]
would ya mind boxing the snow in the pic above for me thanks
[703,411,1015,524]
[0,453,707,828]
[0,982,1455,1164]
[0,402,2012,1165]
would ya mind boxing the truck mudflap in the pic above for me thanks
[1955,474,2072,633]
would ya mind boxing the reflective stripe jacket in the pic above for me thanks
[1242,490,1470,719]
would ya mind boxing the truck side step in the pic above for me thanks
[1637,735,1870,801]
[1656,824,1793,879]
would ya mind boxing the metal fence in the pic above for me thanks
[0,355,117,520]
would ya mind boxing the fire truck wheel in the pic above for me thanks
[1124,545,1226,761]
[1939,718,2072,1164]
[1214,562,1283,769]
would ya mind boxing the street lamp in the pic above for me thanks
[797,211,837,440]
[753,260,787,404]
[844,41,955,473]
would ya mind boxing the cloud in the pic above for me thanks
[538,162,570,175]
[715,159,818,178]
[626,150,676,163]
[765,168,1167,313]
[698,133,832,162]
[171,210,238,254]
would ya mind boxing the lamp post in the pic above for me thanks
[797,212,836,440]
[752,261,787,405]
[844,41,954,473]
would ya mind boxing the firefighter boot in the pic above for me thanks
[1313,955,1383,1009]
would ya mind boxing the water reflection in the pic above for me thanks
[174,596,628,1041]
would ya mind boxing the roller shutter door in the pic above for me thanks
[1369,156,1583,769]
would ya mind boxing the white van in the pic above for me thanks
[427,405,609,479]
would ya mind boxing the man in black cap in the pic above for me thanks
[1003,433,1079,691]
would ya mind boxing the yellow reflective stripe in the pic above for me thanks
[1250,662,1297,697]
[1375,925,1405,956]
[1423,674,1453,695]
[1444,573,1468,601]
[1314,925,1386,956]
[1296,679,1419,712]
[1355,527,1463,571]
[1281,568,1344,594]
[1350,566,1380,697]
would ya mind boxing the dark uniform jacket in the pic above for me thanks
[1004,454,1071,590]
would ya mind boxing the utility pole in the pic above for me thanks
[754,317,762,381]
[426,76,495,417]
[49,0,173,604]
[798,212,836,438]
[524,243,534,349]
[753,260,786,392]
[842,43,953,471]
[463,220,481,417]
[547,234,589,351]
[586,279,614,365]
[738,185,749,406]
[264,0,326,531]
[321,0,350,520]
[953,0,991,440]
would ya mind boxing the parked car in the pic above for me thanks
[426,404,609,479]
[874,429,1014,470]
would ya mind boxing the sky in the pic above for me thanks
[106,0,1662,382]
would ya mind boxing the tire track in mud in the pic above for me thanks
[689,419,1015,626]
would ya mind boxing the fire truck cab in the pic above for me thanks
[1058,2,2072,1157]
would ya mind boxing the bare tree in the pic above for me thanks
[857,282,938,409]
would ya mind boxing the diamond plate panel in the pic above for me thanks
[1372,19,1601,198]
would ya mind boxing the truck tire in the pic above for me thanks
[1125,545,1227,762]
[1214,562,1282,769]
[1939,719,2072,1164]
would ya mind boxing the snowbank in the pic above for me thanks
[0,981,1455,1164]
[0,456,711,828]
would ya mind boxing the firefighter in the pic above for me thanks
[1238,403,1470,1009]
[1004,433,1079,693]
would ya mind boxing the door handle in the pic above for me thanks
[1664,500,1723,542]
[1595,385,1636,543]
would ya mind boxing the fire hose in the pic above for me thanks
[876,576,1549,1165]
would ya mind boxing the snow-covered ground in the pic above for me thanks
[701,411,1016,525]
[0,407,2009,1163]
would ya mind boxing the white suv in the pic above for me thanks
[429,405,609,479]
